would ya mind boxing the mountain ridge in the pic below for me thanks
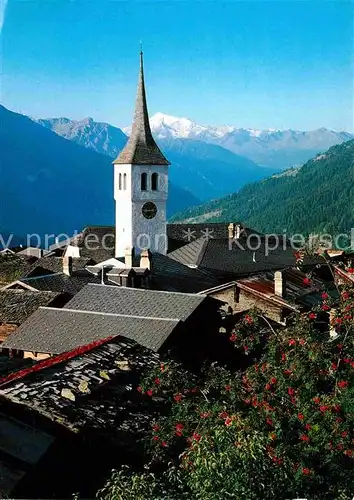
[0,105,200,240]
[143,113,353,170]
[34,115,271,201]
[170,140,354,237]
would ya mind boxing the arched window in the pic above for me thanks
[123,173,127,190]
[118,173,122,190]
[151,172,158,191]
[141,172,147,191]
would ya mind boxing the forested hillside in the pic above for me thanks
[171,140,354,236]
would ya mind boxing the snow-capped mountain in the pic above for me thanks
[124,113,353,170]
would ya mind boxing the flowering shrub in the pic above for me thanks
[99,280,354,499]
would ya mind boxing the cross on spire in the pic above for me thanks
[113,51,170,165]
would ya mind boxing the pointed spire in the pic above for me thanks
[114,51,170,165]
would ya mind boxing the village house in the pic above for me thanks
[1,284,223,366]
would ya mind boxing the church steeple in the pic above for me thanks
[114,52,170,165]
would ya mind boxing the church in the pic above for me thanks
[113,51,170,257]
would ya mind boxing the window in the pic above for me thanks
[141,172,147,191]
[123,173,127,190]
[151,172,158,191]
[118,173,122,190]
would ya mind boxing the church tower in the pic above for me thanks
[113,51,170,258]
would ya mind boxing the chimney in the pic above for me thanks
[63,256,72,276]
[125,247,134,268]
[140,249,151,270]
[228,223,234,239]
[274,270,286,297]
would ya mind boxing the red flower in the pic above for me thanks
[308,312,316,320]
[200,411,210,418]
[322,304,330,311]
[137,386,143,392]
[161,441,168,447]
[243,345,249,351]
[283,369,292,375]
[270,433,277,440]
[313,397,320,404]
[281,352,287,361]
[146,388,153,397]
[331,361,337,370]
[219,411,229,419]
[343,358,351,364]
[244,314,253,324]
[225,385,232,392]
[321,292,329,300]
[175,423,184,431]
[300,434,310,442]
[192,433,201,442]
[266,418,273,426]
[160,364,165,372]
[299,339,305,345]
[337,380,348,389]
[320,405,329,412]
[302,467,311,475]
[298,413,304,420]
[229,333,237,342]
[224,417,233,427]
[347,267,354,273]
[174,393,183,402]
[305,424,312,430]
[337,343,343,350]
[341,431,348,438]
[288,387,295,396]
[175,430,183,437]
[303,277,311,286]
[288,339,296,346]
[152,424,160,431]
[265,383,271,390]
[344,450,353,456]
[335,318,343,325]
[153,435,159,441]
[154,378,160,385]
[342,291,350,300]
[271,377,277,385]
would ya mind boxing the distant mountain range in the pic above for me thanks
[170,140,354,237]
[35,116,270,201]
[0,105,199,241]
[138,113,353,171]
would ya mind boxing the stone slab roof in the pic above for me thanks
[0,337,160,433]
[1,306,180,354]
[0,290,62,324]
[65,283,206,321]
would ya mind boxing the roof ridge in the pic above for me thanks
[0,335,114,388]
[40,306,181,323]
[86,282,207,299]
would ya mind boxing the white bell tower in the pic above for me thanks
[113,52,170,258]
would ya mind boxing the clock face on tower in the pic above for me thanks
[142,202,157,219]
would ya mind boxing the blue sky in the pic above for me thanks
[1,0,353,131]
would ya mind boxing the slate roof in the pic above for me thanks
[0,337,160,434]
[0,290,62,324]
[65,283,206,321]
[1,306,180,354]
[16,270,102,294]
[168,237,325,277]
[23,257,93,278]
[113,53,169,166]
[149,252,222,293]
[0,254,34,285]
